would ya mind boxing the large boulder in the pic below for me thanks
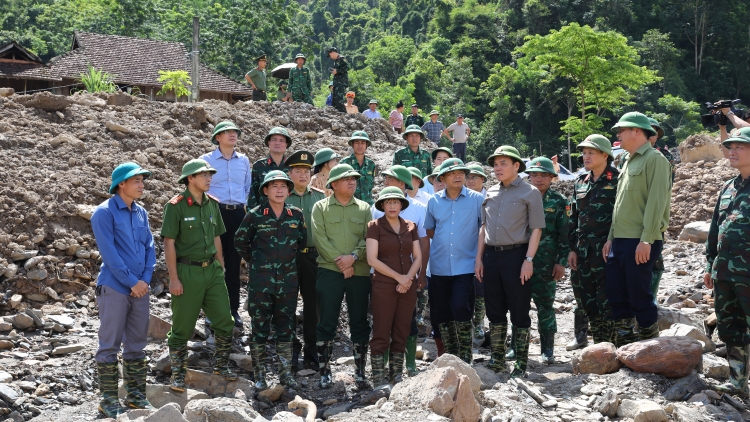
[660,323,715,352]
[617,337,702,378]
[617,399,668,422]
[572,342,621,375]
[679,134,724,163]
[14,91,71,111]
[657,306,703,332]
[701,354,729,380]
[428,354,481,393]
[183,397,265,422]
[662,372,708,401]
[678,221,711,244]
[184,369,254,397]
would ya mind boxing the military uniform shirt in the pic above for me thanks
[247,156,288,208]
[405,114,425,128]
[246,68,266,91]
[311,195,372,276]
[161,190,226,261]
[481,177,545,246]
[286,186,326,247]
[706,175,750,282]
[568,168,619,253]
[288,66,312,98]
[332,56,349,81]
[392,147,432,180]
[536,188,570,267]
[340,155,377,205]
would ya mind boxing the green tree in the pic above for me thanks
[657,94,703,144]
[364,35,417,85]
[156,70,192,99]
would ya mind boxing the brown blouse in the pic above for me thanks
[366,217,419,283]
[310,173,333,197]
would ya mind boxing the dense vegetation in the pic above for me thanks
[2,0,749,165]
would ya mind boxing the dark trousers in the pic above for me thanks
[219,206,245,312]
[252,90,267,101]
[605,238,662,327]
[483,246,531,328]
[316,268,372,344]
[295,251,319,357]
[427,276,441,338]
[247,290,297,343]
[95,286,150,363]
[452,142,466,162]
[714,278,750,346]
[430,273,475,326]
[371,280,417,355]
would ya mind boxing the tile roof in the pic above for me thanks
[0,59,61,81]
[46,32,251,94]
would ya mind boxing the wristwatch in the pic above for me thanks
[641,241,651,245]
[525,256,533,263]
[351,253,359,261]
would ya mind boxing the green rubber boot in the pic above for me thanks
[487,323,508,373]
[472,296,486,340]
[249,342,268,390]
[122,358,154,410]
[389,351,405,385]
[612,318,639,348]
[213,336,238,381]
[438,321,459,356]
[505,325,517,360]
[456,321,473,364]
[405,335,419,376]
[715,345,750,397]
[97,361,123,417]
[317,341,334,389]
[370,354,388,389]
[539,331,555,364]
[638,323,660,341]
[277,342,300,388]
[510,327,530,378]
[168,346,188,392]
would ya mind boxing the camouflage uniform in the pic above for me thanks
[392,147,432,181]
[247,156,288,209]
[404,114,425,128]
[340,154,377,205]
[330,55,349,113]
[288,66,313,105]
[569,168,619,343]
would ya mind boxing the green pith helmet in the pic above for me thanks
[611,112,656,138]
[724,127,750,146]
[431,147,453,162]
[648,117,664,139]
[109,162,151,194]
[348,130,371,146]
[381,165,414,190]
[294,53,306,61]
[407,167,425,188]
[264,127,292,148]
[402,124,425,141]
[260,170,294,194]
[436,158,469,182]
[525,157,557,176]
[429,110,439,116]
[486,146,526,172]
[467,163,487,181]
[428,168,440,183]
[577,134,614,158]
[375,186,410,212]
[210,121,242,145]
[313,148,341,167]
[178,159,217,184]
[326,164,361,189]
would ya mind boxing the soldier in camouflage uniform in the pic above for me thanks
[327,47,349,113]
[247,127,291,209]
[235,170,306,390]
[340,131,377,205]
[288,53,313,105]
[705,127,750,397]
[392,125,432,178]
[567,135,618,349]
[505,157,569,364]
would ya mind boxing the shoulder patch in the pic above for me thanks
[566,205,572,217]
[263,208,269,216]
[169,194,184,205]
[206,193,220,203]
[287,208,293,217]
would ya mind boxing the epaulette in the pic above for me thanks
[206,193,220,203]
[169,195,184,205]
[606,171,613,180]
[287,208,293,217]
[310,186,325,194]
[263,208,269,216]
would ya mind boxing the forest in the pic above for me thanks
[2,0,749,165]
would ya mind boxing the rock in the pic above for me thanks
[44,287,59,300]
[594,389,619,418]
[271,411,304,422]
[51,343,86,355]
[705,312,717,327]
[12,313,34,330]
[0,371,12,383]
[617,399,668,422]
[47,314,75,328]
[660,323,715,352]
[322,398,338,405]
[304,132,318,139]
[26,268,48,281]
[473,364,504,390]
[229,354,253,371]
[106,121,132,134]
[0,384,19,403]
[9,294,22,309]
[687,392,710,405]
[678,221,710,243]
[184,369,254,397]
[701,354,729,379]
[11,250,38,261]
[144,402,188,422]
[662,372,708,401]
[390,366,460,416]
[617,337,703,378]
[183,397,263,422]
[258,384,284,402]
[48,133,83,148]
[0,340,14,350]
[581,383,606,395]
[572,342,621,375]
[428,353,481,393]
[147,314,172,340]
[107,92,134,107]
[657,306,703,332]
[0,88,14,97]
[296,369,316,377]
[323,402,356,418]
[335,356,355,366]
[4,263,18,278]
[451,374,481,422]
[26,292,48,302]
[153,352,171,373]
[76,204,97,220]
[0,322,11,331]
[278,116,290,125]
[679,135,724,163]
[666,403,708,422]
[118,383,208,410]
[14,92,71,111]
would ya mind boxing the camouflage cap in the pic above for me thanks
[436,157,470,182]
[611,112,656,138]
[402,124,425,141]
[348,130,371,146]
[313,148,341,167]
[326,163,361,189]
[723,127,750,147]
[210,121,242,145]
[577,134,614,158]
[407,166,425,188]
[286,150,314,168]
[381,165,414,190]
[178,159,216,184]
[431,147,453,161]
[525,157,557,176]
[486,145,526,172]
[260,170,294,194]
[375,186,410,212]
[264,127,292,148]
[109,162,151,194]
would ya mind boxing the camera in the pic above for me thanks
[701,99,745,127]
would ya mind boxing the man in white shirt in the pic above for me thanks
[443,114,470,161]
[363,100,382,120]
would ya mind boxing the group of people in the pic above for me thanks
[91,102,750,416]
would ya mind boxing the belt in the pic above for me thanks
[219,203,244,211]
[487,243,526,252]
[254,89,266,92]
[299,247,317,254]
[177,257,215,267]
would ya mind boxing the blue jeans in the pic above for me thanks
[452,142,466,162]
[430,274,475,326]
[605,238,662,327]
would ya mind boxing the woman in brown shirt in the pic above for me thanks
[366,187,421,390]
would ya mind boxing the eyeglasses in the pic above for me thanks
[466,175,483,181]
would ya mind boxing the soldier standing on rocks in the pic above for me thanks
[604,112,671,346]
[288,53,313,105]
[199,121,251,328]
[504,157,569,365]
[245,53,267,101]
[327,47,349,113]
[393,125,432,180]
[404,104,425,128]
[567,135,618,350]
[91,162,156,417]
[235,171,306,390]
[284,150,326,370]
[705,127,750,397]
[340,131,377,205]
[311,164,372,389]
[247,127,291,209]
[161,159,237,393]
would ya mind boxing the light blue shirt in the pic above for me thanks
[410,189,433,207]
[371,196,427,238]
[91,195,156,295]
[424,186,484,276]
[363,109,382,119]
[200,148,252,205]
[422,176,434,195]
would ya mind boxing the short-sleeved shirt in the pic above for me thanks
[371,195,427,238]
[389,110,404,129]
[482,177,545,246]
[161,190,226,261]
[421,121,445,143]
[410,189,433,207]
[246,68,266,91]
[446,122,469,143]
[363,109,382,119]
[199,148,252,205]
[286,186,326,247]
[367,217,419,283]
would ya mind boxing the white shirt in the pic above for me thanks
[363,109,382,120]
[409,189,433,207]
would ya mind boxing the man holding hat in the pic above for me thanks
[247,127,291,209]
[285,150,326,370]
[705,127,750,396]
[504,157,569,365]
[340,131,378,205]
[91,162,155,417]
[327,47,349,113]
[311,163,372,389]
[604,112,671,346]
[566,134,619,351]
[425,158,484,364]
[393,125,432,179]
[475,146,545,377]
[443,114,470,162]
[421,110,445,146]
[235,170,307,390]
[423,147,453,195]
[200,121,251,327]
[245,53,267,101]
[289,53,313,105]
[363,100,382,119]
[405,104,425,128]
[161,159,236,392]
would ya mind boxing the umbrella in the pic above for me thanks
[271,63,297,79]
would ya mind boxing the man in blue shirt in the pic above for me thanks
[199,121,251,327]
[424,158,484,364]
[91,162,156,418]
[363,100,382,119]
[421,110,445,145]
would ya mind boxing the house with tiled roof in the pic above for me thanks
[0,41,62,93]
